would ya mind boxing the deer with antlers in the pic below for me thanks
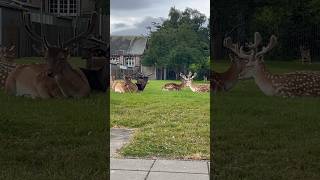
[135,72,152,91]
[4,13,96,98]
[112,74,138,93]
[225,32,320,97]
[211,52,247,93]
[162,73,187,91]
[180,72,210,93]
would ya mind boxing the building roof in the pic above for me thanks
[0,0,38,11]
[111,36,148,56]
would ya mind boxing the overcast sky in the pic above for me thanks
[110,0,210,36]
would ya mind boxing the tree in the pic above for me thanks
[142,7,209,79]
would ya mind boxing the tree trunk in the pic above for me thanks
[211,17,224,60]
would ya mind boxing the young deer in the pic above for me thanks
[162,73,186,91]
[180,72,210,93]
[112,74,138,93]
[4,13,95,98]
[228,32,320,97]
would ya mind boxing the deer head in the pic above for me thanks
[180,72,197,87]
[23,12,97,77]
[0,45,16,62]
[224,32,277,79]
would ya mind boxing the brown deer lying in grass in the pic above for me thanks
[0,45,16,89]
[211,52,246,93]
[180,72,210,93]
[232,32,320,97]
[162,73,186,91]
[4,13,95,98]
[112,74,138,93]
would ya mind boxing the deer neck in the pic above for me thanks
[222,62,241,90]
[252,62,276,96]
[54,62,89,97]
[188,82,198,92]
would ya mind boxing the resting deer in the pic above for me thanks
[135,72,152,91]
[112,74,138,93]
[211,52,246,93]
[162,73,186,91]
[180,72,210,93]
[4,13,96,98]
[227,32,320,97]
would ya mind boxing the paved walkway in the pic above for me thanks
[110,128,210,180]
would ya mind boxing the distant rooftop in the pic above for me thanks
[111,36,148,56]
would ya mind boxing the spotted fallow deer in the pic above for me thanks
[0,45,16,89]
[180,72,210,93]
[162,74,186,91]
[4,13,96,98]
[112,74,138,93]
[228,32,320,97]
[211,51,247,93]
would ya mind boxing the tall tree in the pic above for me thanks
[142,7,209,79]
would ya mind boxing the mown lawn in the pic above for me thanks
[213,60,320,179]
[0,57,108,179]
[111,80,210,159]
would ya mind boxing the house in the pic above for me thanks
[0,0,108,57]
[110,36,157,80]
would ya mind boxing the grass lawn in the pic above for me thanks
[111,80,210,159]
[0,57,108,179]
[213,60,320,179]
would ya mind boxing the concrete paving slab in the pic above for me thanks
[110,128,134,157]
[111,170,148,180]
[111,158,155,171]
[147,172,210,180]
[151,160,208,174]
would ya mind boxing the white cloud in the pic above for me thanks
[110,0,210,35]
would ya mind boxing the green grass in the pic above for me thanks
[213,60,320,179]
[0,57,108,179]
[111,80,210,159]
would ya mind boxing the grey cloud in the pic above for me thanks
[111,0,163,10]
[112,16,164,36]
[113,23,129,29]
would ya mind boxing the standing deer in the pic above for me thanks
[4,13,96,98]
[229,32,320,97]
[300,45,311,64]
[180,72,210,93]
[162,73,186,91]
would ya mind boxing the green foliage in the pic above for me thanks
[111,80,209,159]
[213,60,320,179]
[142,7,209,77]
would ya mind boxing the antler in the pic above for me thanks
[191,72,197,79]
[256,35,277,57]
[246,32,262,50]
[224,37,252,59]
[23,13,43,43]
[62,12,97,47]
[180,72,187,80]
